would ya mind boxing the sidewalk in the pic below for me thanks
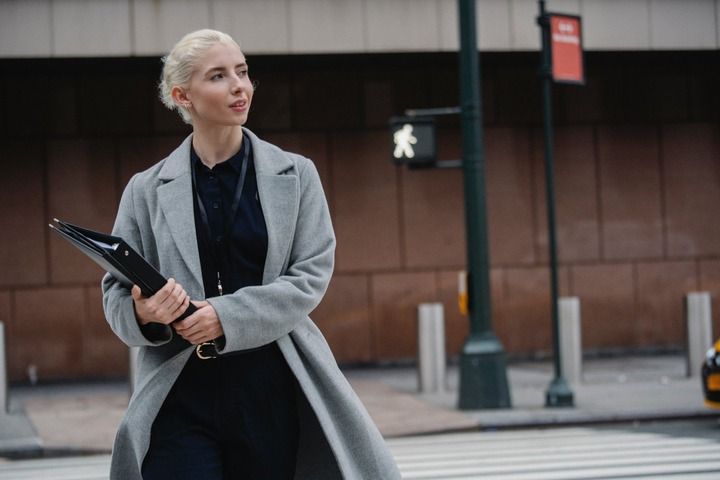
[348,354,717,435]
[0,354,717,457]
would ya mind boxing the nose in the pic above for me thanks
[231,78,242,94]
[230,72,246,94]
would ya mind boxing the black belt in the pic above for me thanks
[195,338,224,359]
[195,338,271,360]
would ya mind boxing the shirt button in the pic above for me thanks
[212,202,220,209]
[215,236,223,243]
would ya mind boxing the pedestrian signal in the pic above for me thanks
[389,117,437,168]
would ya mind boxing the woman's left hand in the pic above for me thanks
[172,301,225,345]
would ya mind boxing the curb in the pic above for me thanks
[385,409,720,437]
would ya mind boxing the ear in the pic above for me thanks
[171,85,191,108]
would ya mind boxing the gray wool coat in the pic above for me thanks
[101,129,401,480]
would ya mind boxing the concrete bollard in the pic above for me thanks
[685,292,714,378]
[0,322,6,414]
[559,297,582,385]
[417,303,446,393]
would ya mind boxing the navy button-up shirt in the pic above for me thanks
[191,139,268,298]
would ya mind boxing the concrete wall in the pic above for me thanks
[1,0,720,58]
[1,51,720,381]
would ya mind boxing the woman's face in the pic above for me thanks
[183,41,253,128]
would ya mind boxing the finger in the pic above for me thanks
[173,318,191,333]
[180,304,208,326]
[171,295,190,318]
[154,278,176,304]
[161,284,185,311]
[174,329,190,341]
[183,316,212,339]
[176,324,202,342]
[131,285,143,300]
[173,309,198,331]
[186,332,209,345]
[170,282,185,300]
[175,317,202,334]
[185,326,220,345]
[161,290,188,320]
[158,297,187,325]
[173,285,188,308]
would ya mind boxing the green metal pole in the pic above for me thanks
[457,0,511,410]
[538,0,574,408]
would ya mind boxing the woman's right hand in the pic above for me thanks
[132,278,190,325]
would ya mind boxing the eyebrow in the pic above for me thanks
[204,63,248,75]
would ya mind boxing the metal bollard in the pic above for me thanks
[0,321,6,414]
[558,297,582,385]
[417,303,446,393]
[685,292,713,377]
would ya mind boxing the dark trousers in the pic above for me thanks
[142,344,299,480]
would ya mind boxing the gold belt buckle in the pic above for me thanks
[195,341,218,360]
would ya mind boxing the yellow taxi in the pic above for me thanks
[702,338,720,408]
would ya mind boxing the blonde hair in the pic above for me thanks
[158,29,241,124]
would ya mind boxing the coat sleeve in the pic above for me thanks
[101,174,173,347]
[208,157,336,353]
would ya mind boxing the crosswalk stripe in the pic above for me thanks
[392,440,714,462]
[389,428,686,449]
[391,436,709,457]
[611,474,720,480]
[398,453,720,477]
[395,445,720,469]
[388,427,618,446]
[0,456,110,480]
[0,456,109,470]
[388,427,658,446]
[402,461,720,480]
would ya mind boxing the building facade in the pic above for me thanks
[1,0,720,381]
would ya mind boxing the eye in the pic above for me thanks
[237,69,248,78]
[210,73,224,81]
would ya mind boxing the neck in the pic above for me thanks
[191,125,244,168]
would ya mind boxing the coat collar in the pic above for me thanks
[156,128,298,292]
[158,128,294,180]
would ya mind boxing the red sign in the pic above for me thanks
[550,14,584,84]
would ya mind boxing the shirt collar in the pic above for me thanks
[191,137,251,175]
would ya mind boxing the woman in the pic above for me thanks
[102,29,400,479]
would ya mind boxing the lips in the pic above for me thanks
[229,100,247,111]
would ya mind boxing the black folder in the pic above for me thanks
[49,218,197,321]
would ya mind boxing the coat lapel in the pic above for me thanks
[157,136,204,290]
[246,129,299,285]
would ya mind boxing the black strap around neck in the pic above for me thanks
[190,138,250,274]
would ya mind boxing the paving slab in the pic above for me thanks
[348,379,476,437]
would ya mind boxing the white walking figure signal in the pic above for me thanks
[393,124,417,159]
